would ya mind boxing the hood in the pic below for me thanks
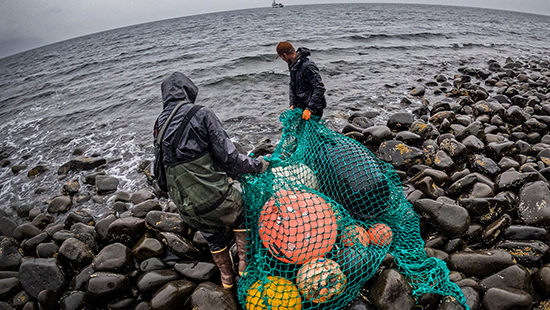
[296,47,311,59]
[290,47,311,69]
[161,72,198,108]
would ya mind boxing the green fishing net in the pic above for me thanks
[238,109,468,310]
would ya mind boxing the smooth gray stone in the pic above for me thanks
[448,249,515,278]
[86,272,131,298]
[481,287,532,310]
[92,243,134,272]
[19,258,65,299]
[414,198,470,237]
[189,282,237,310]
[480,264,533,295]
[150,279,196,310]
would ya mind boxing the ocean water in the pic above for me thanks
[1,3,550,218]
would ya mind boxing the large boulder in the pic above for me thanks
[19,258,65,299]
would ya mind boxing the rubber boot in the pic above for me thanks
[233,229,249,276]
[211,247,234,289]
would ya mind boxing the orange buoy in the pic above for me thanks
[366,223,393,246]
[295,257,347,303]
[246,276,302,310]
[340,224,370,247]
[259,190,338,264]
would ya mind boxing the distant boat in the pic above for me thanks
[272,0,284,8]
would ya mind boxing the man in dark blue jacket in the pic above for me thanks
[276,41,327,120]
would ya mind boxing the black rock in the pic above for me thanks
[70,265,94,291]
[503,225,548,241]
[92,243,134,273]
[140,258,167,272]
[480,264,534,296]
[21,232,48,254]
[413,199,469,237]
[131,189,156,205]
[0,217,17,238]
[108,298,136,310]
[0,277,21,300]
[64,210,95,230]
[19,258,65,299]
[362,125,393,146]
[131,200,162,218]
[448,249,515,278]
[37,289,57,310]
[61,178,80,196]
[86,272,131,299]
[95,176,119,195]
[432,150,455,173]
[481,287,532,310]
[0,238,22,271]
[136,269,180,294]
[518,181,550,227]
[496,240,549,265]
[36,242,59,258]
[158,232,200,260]
[48,196,72,214]
[439,138,468,163]
[176,261,219,282]
[132,233,165,261]
[395,131,423,146]
[481,214,512,245]
[387,112,415,132]
[447,173,477,197]
[31,213,54,229]
[189,282,237,310]
[107,217,146,247]
[58,157,107,175]
[368,269,415,310]
[134,301,152,310]
[70,223,97,252]
[533,264,550,296]
[149,279,196,310]
[470,154,500,177]
[459,197,509,225]
[437,296,465,310]
[52,230,75,244]
[58,238,94,266]
[413,176,445,199]
[352,116,374,129]
[409,168,449,187]
[94,214,117,242]
[145,211,185,234]
[376,140,424,170]
[59,291,90,310]
[409,120,440,140]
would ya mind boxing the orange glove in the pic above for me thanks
[290,105,295,110]
[302,109,311,120]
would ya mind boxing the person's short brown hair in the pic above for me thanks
[276,41,295,58]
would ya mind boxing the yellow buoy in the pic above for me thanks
[246,276,302,310]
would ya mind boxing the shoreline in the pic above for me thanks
[1,56,550,309]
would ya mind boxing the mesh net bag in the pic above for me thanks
[238,109,469,310]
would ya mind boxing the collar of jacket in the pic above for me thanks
[289,50,303,70]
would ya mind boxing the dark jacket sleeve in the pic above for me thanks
[289,81,298,107]
[203,108,263,177]
[305,63,326,112]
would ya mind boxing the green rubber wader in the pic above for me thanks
[166,153,243,230]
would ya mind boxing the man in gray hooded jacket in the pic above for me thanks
[154,72,268,289]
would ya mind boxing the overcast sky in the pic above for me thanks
[1,0,549,58]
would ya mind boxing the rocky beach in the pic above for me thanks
[1,55,550,310]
